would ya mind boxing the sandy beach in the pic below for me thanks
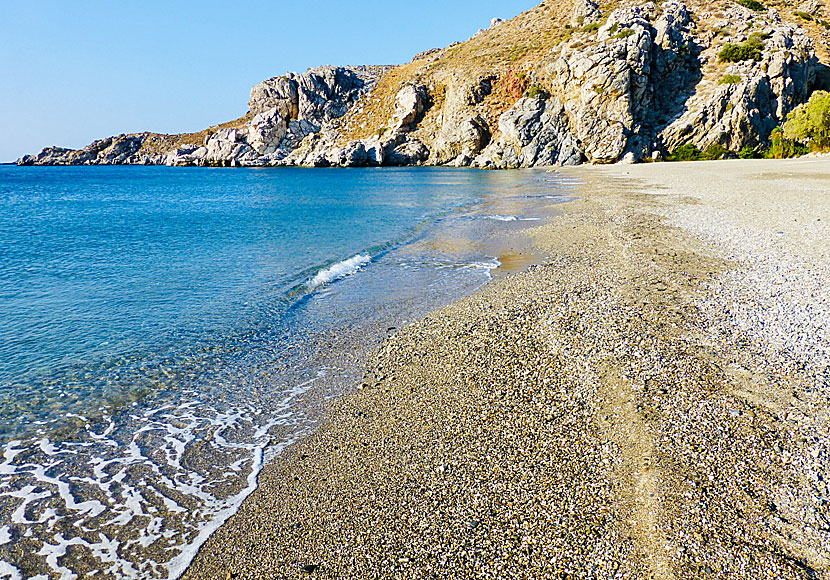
[182,158,830,580]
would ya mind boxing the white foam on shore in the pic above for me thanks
[484,215,541,222]
[0,368,328,580]
[310,254,371,288]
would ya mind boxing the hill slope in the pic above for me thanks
[19,0,830,167]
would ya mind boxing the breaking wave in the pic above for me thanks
[309,254,372,288]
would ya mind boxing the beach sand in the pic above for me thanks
[182,158,830,579]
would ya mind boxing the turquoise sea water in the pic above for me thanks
[0,165,573,579]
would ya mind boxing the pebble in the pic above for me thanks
[181,161,830,580]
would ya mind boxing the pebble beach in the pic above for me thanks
[182,158,830,580]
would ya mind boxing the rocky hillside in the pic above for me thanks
[19,0,830,168]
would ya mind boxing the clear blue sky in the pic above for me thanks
[0,1,537,162]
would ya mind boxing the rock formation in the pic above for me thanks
[18,0,829,168]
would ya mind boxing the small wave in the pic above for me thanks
[466,259,501,271]
[309,254,371,288]
[484,215,542,222]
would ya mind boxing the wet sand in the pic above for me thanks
[182,158,830,579]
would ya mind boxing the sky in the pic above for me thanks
[0,1,538,163]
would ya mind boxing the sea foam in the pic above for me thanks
[484,215,542,222]
[310,254,371,288]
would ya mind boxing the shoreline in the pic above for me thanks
[0,167,573,579]
[180,158,830,579]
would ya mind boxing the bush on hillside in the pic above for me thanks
[737,0,765,11]
[525,85,548,99]
[719,74,742,85]
[783,91,830,150]
[767,127,810,158]
[718,37,765,62]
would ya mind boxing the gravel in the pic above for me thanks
[181,159,830,580]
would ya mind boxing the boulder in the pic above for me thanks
[570,0,601,26]
[202,129,257,165]
[249,76,299,120]
[382,134,429,166]
[475,97,584,168]
[429,76,494,164]
[393,84,430,130]
[246,107,288,155]
[433,116,490,164]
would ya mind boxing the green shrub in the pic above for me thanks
[795,11,813,21]
[719,74,742,84]
[701,144,730,160]
[718,37,765,62]
[737,0,765,11]
[739,145,761,159]
[767,127,810,158]
[609,22,620,34]
[668,143,734,161]
[582,22,601,33]
[616,28,636,39]
[669,144,703,161]
[526,85,547,99]
[783,91,830,150]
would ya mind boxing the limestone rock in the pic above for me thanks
[246,108,287,155]
[383,135,429,166]
[16,1,826,169]
[393,84,430,130]
[570,0,601,27]
[249,66,388,126]
[18,134,155,166]
[475,97,584,168]
[660,23,817,151]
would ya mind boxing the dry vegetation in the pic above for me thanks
[135,113,253,157]
[139,0,830,157]
[336,0,829,147]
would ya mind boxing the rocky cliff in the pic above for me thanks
[18,0,830,168]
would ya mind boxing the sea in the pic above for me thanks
[0,165,575,579]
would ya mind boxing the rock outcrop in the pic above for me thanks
[18,0,828,168]
[661,20,817,151]
[474,1,818,167]
[18,134,160,166]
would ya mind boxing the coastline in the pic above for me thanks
[181,158,830,579]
